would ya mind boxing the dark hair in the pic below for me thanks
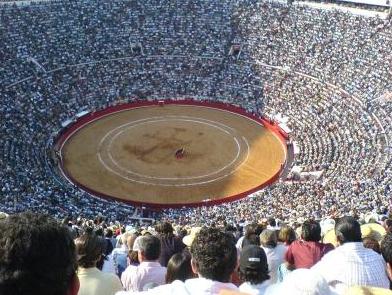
[0,212,77,295]
[190,227,237,282]
[75,233,105,268]
[385,219,392,233]
[240,268,269,285]
[301,220,321,242]
[155,222,174,236]
[239,246,270,285]
[139,235,161,261]
[242,223,264,247]
[105,228,113,238]
[165,252,194,283]
[381,233,392,264]
[268,217,276,227]
[363,238,381,254]
[278,225,296,245]
[335,216,362,244]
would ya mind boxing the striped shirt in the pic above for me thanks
[311,242,389,288]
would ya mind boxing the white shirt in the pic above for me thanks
[239,280,270,295]
[121,261,166,291]
[311,242,389,288]
[78,267,123,295]
[116,277,238,295]
[261,244,287,283]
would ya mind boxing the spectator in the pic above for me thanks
[121,235,166,291]
[265,269,338,295]
[237,223,264,250]
[285,220,334,269]
[312,216,389,288]
[75,233,123,295]
[165,252,194,283]
[381,232,392,281]
[385,220,392,233]
[0,212,79,295]
[126,233,140,266]
[277,225,296,246]
[260,229,286,284]
[238,245,271,295]
[363,237,381,254]
[155,221,186,267]
[104,228,116,255]
[344,232,392,294]
[112,232,131,277]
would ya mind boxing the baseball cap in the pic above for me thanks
[240,245,268,274]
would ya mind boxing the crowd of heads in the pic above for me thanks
[0,0,391,228]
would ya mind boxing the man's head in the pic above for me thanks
[75,233,105,268]
[335,216,362,244]
[278,225,296,245]
[155,221,174,236]
[0,212,79,295]
[380,232,392,280]
[301,220,321,242]
[243,223,264,247]
[259,229,277,248]
[190,227,237,282]
[137,235,161,262]
[239,245,270,285]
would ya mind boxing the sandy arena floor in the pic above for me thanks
[60,103,287,207]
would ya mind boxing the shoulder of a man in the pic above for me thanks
[123,264,138,275]
[100,271,123,291]
[121,264,139,286]
[116,280,187,295]
[311,245,342,270]
[286,240,305,253]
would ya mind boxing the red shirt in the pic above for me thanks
[285,240,334,269]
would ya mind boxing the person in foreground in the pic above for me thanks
[311,216,389,288]
[0,212,80,295]
[238,245,271,295]
[116,227,239,295]
[285,219,334,269]
[345,232,392,294]
[121,235,166,291]
[76,233,123,295]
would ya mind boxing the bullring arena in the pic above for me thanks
[57,101,287,207]
[1,0,391,223]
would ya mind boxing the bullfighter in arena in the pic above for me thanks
[175,148,185,159]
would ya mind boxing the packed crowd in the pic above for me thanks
[0,0,391,225]
[1,212,392,295]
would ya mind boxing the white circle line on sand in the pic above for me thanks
[98,115,237,148]
[97,134,250,187]
[104,118,241,180]
[61,104,285,190]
